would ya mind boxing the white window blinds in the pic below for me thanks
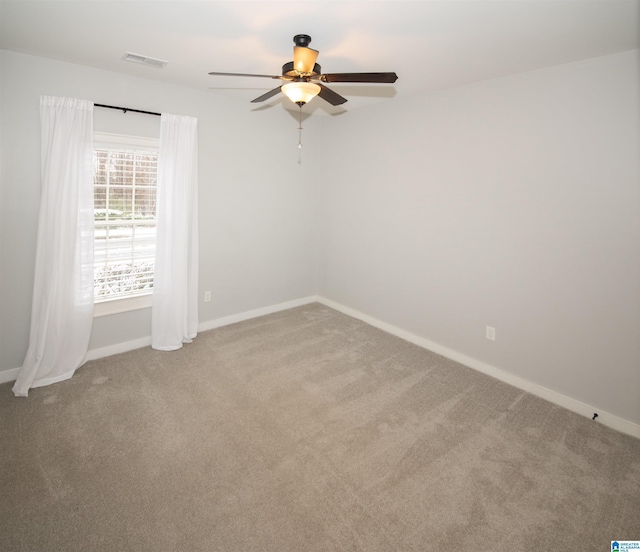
[93,133,158,303]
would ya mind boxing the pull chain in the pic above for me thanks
[297,105,303,164]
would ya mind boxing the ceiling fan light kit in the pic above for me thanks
[281,81,321,106]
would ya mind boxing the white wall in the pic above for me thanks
[2,48,638,431]
[0,50,318,371]
[317,50,640,427]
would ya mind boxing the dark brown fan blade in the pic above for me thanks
[209,71,286,80]
[317,83,348,106]
[251,86,283,103]
[320,72,398,83]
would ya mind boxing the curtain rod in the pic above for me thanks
[95,103,161,117]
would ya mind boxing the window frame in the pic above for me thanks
[92,132,159,318]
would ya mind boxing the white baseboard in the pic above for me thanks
[86,296,320,360]
[198,295,318,333]
[5,294,638,439]
[85,336,152,362]
[317,296,640,440]
[0,296,319,386]
[0,367,21,385]
[0,337,156,386]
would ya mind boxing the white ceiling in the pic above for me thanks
[1,0,638,116]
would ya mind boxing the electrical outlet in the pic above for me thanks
[486,326,496,341]
[204,291,212,303]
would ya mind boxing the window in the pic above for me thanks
[93,133,159,316]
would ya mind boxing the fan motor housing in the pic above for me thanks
[282,61,321,79]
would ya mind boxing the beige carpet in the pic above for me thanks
[1,303,639,551]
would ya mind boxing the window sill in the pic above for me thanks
[94,294,152,317]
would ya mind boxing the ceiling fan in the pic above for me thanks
[208,34,398,107]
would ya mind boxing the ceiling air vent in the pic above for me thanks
[121,52,168,69]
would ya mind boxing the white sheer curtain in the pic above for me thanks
[151,114,199,351]
[13,96,95,397]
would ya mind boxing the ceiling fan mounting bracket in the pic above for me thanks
[293,34,312,48]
